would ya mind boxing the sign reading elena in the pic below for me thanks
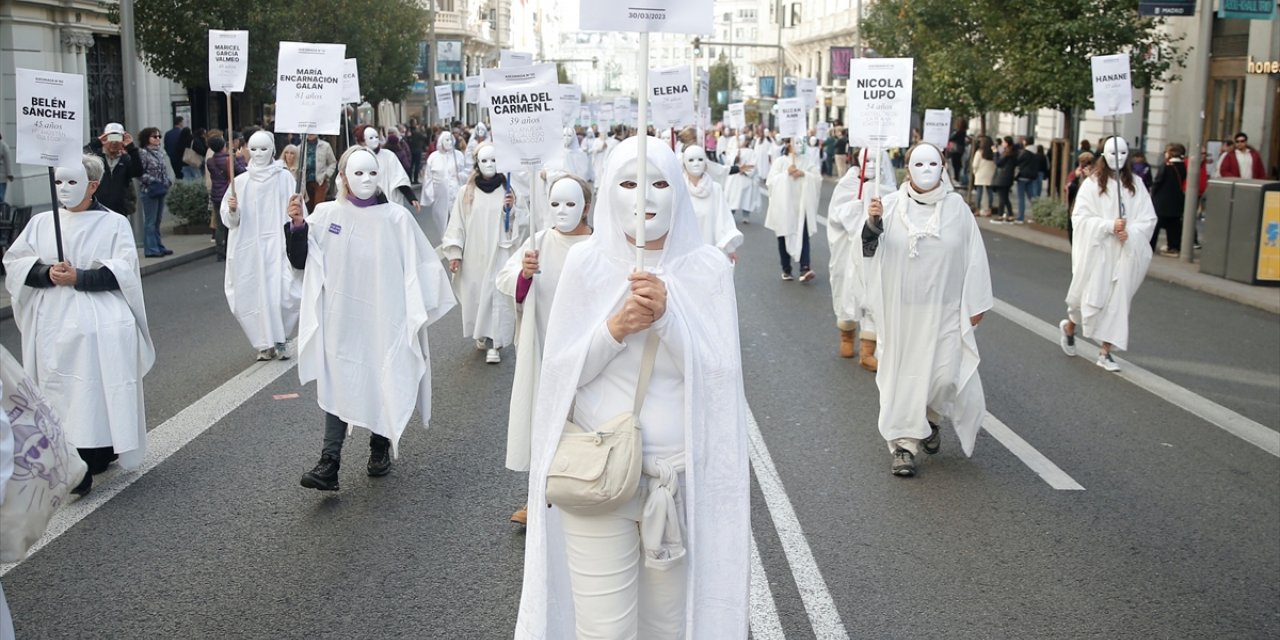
[848,57,914,148]
[208,30,249,93]
[1090,53,1133,116]
[274,42,345,135]
[341,58,360,104]
[578,0,713,33]
[15,68,85,168]
[649,66,695,129]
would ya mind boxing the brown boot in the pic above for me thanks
[839,329,856,358]
[859,339,878,372]
[511,505,528,526]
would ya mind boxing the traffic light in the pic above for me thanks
[693,37,702,57]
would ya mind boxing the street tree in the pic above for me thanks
[708,58,737,122]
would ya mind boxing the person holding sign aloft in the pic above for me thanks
[828,147,896,365]
[4,155,155,495]
[765,138,822,282]
[355,124,418,213]
[1059,136,1156,373]
[862,143,992,478]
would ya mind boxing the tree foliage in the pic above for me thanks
[122,0,424,105]
[708,59,737,122]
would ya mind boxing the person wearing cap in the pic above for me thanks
[91,123,144,216]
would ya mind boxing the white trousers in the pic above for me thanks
[559,483,688,640]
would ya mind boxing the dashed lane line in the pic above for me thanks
[983,413,1085,490]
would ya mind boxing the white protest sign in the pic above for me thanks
[600,102,615,126]
[486,84,560,173]
[464,75,482,104]
[578,0,713,33]
[434,84,456,122]
[274,42,346,134]
[557,84,582,126]
[700,106,711,131]
[501,50,534,68]
[727,102,746,130]
[776,98,805,140]
[208,30,249,93]
[16,68,84,168]
[341,58,361,104]
[1090,53,1133,116]
[482,64,557,90]
[797,77,818,109]
[848,57,913,148]
[922,108,951,149]
[816,121,831,143]
[614,97,631,126]
[697,68,710,110]
[649,66,695,129]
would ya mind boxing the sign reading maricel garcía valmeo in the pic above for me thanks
[1090,53,1133,116]
[578,0,712,33]
[847,57,914,148]
[208,30,248,93]
[274,42,346,135]
[15,68,85,169]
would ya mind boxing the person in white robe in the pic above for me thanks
[765,138,823,282]
[0,374,11,637]
[589,128,611,185]
[682,145,742,259]
[3,155,154,492]
[465,122,489,167]
[725,135,761,223]
[287,147,456,491]
[863,143,992,478]
[441,143,526,364]
[1060,136,1156,372]
[515,136,749,640]
[496,174,594,526]
[828,147,896,365]
[529,129,592,237]
[356,125,418,213]
[220,131,301,361]
[420,130,468,234]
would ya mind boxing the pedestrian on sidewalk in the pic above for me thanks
[3,155,155,496]
[221,131,301,362]
[288,147,456,491]
[828,147,896,367]
[1131,150,1153,190]
[137,127,175,257]
[1014,137,1038,223]
[206,135,246,260]
[516,136,749,639]
[834,127,850,177]
[862,143,992,478]
[441,142,524,364]
[1150,143,1187,257]
[990,138,1016,223]
[765,138,822,283]
[970,136,996,216]
[1218,132,1266,179]
[92,123,143,216]
[1060,137,1156,373]
[1065,151,1096,245]
[303,133,336,213]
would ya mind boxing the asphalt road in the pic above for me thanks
[1,179,1277,639]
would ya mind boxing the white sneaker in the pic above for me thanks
[476,339,488,351]
[1058,320,1077,357]
[1096,352,1120,372]
[486,348,501,364]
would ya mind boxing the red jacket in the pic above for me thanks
[1218,147,1266,179]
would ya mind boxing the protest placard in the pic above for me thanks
[341,58,360,104]
[464,75,482,104]
[816,121,831,144]
[208,30,249,93]
[557,84,582,126]
[727,102,746,130]
[274,42,346,134]
[797,77,818,109]
[435,84,456,122]
[923,108,951,149]
[15,68,84,168]
[1090,53,1133,116]
[776,98,805,140]
[578,0,713,33]
[847,57,913,148]
[486,84,560,173]
[500,50,534,68]
[649,66,695,129]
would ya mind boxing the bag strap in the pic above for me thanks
[631,331,661,416]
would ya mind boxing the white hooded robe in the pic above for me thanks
[725,143,761,214]
[765,150,822,259]
[371,147,414,211]
[441,180,526,347]
[685,172,743,255]
[421,147,468,234]
[828,150,897,325]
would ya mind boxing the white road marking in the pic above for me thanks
[991,298,1280,458]
[983,413,1085,490]
[750,534,787,640]
[748,408,850,640]
[0,359,297,576]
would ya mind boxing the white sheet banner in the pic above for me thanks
[848,57,913,148]
[614,97,631,126]
[464,75,482,104]
[15,68,85,168]
[500,50,534,68]
[649,65,695,129]
[274,42,346,134]
[797,77,818,109]
[341,58,361,104]
[1090,53,1133,116]
[922,108,951,149]
[486,84,560,173]
[727,102,746,130]
[208,30,248,93]
[578,0,713,33]
[557,84,582,126]
[776,98,805,140]
[435,84,456,122]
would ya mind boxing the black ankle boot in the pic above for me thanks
[70,471,92,497]
[367,435,391,477]
[300,454,341,491]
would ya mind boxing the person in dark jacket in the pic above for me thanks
[1065,151,1096,245]
[408,126,428,183]
[163,116,187,178]
[207,136,247,260]
[92,123,144,216]
[1149,143,1187,256]
[1014,137,1038,223]
[991,139,1017,223]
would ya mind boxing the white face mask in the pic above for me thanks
[476,146,498,179]
[248,131,275,168]
[343,151,380,200]
[549,177,586,233]
[1103,137,1129,171]
[54,165,91,208]
[608,157,673,241]
[437,132,455,152]
[563,128,576,149]
[908,145,944,191]
[363,128,381,150]
[682,146,707,177]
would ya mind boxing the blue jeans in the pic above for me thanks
[973,185,994,209]
[141,194,165,254]
[0,182,7,204]
[1016,178,1033,221]
[182,165,201,181]
[1030,177,1043,199]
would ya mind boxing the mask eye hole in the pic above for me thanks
[550,201,560,206]
[620,180,638,189]
[653,180,670,189]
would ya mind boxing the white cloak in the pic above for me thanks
[765,152,822,258]
[372,147,414,211]
[421,148,469,233]
[3,208,154,467]
[868,187,992,454]
[495,229,589,471]
[1066,176,1156,351]
[828,150,897,324]
[296,200,456,453]
[725,145,761,213]
[441,184,526,347]
[685,173,743,255]
[221,166,302,350]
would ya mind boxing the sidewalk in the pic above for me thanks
[0,219,216,321]
[981,219,1280,315]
